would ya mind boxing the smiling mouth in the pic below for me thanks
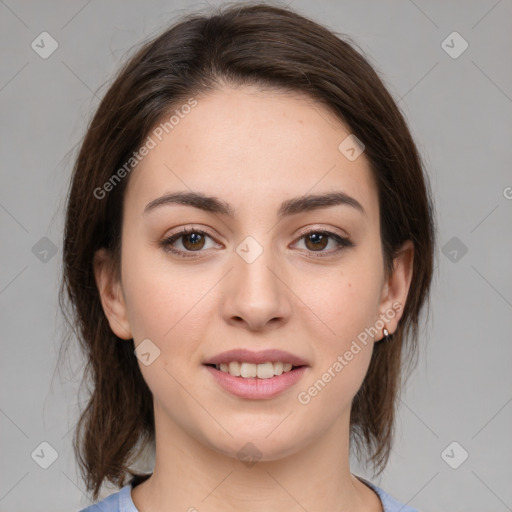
[205,362,304,379]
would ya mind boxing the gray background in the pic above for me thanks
[1,0,511,511]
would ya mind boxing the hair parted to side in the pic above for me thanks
[60,1,435,501]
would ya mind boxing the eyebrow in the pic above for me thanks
[143,190,365,218]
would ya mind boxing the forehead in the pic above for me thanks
[124,85,378,221]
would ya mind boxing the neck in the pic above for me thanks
[131,406,381,512]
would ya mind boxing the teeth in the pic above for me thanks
[273,361,283,375]
[215,361,297,379]
[228,361,241,376]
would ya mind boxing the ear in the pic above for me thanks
[93,248,133,340]
[377,240,414,339]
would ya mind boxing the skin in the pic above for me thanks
[94,84,413,512]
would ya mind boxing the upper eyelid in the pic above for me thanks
[164,225,349,242]
[162,226,351,250]
[295,224,350,239]
[164,226,221,244]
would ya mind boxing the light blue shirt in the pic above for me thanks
[78,475,418,511]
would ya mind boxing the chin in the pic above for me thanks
[198,418,313,464]
[212,436,303,464]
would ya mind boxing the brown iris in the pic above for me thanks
[182,232,206,251]
[304,232,329,251]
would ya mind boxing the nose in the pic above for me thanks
[221,243,292,332]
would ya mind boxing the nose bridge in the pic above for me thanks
[222,232,291,329]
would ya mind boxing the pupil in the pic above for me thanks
[189,233,201,244]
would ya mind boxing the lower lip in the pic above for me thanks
[204,365,308,399]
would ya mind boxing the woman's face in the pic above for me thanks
[95,84,412,461]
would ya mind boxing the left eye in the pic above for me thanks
[293,230,353,254]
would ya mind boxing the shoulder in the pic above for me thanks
[356,475,419,512]
[77,484,138,512]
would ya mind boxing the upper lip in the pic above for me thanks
[203,349,309,366]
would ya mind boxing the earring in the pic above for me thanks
[382,327,390,342]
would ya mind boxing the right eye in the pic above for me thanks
[159,227,221,258]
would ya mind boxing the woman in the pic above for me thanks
[62,3,435,511]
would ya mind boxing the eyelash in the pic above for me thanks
[159,227,354,259]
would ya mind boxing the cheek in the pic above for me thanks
[121,255,215,404]
[121,245,216,353]
[120,237,170,335]
[293,252,383,397]
[294,270,380,415]
[122,267,175,342]
[301,255,383,342]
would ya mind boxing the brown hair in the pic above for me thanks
[60,1,435,501]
